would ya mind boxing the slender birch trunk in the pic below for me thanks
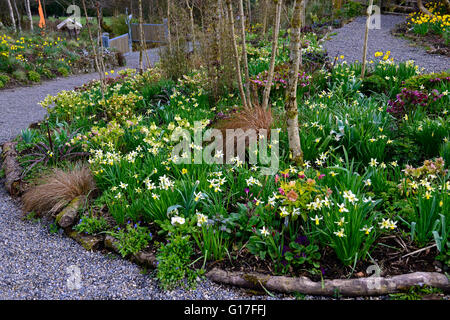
[286,0,303,165]
[225,0,248,110]
[238,0,252,108]
[216,0,223,63]
[167,0,172,54]
[361,0,373,79]
[81,0,105,99]
[138,0,144,72]
[96,3,107,79]
[7,0,16,33]
[186,0,196,53]
[12,0,22,32]
[262,0,268,37]
[246,0,251,27]
[261,0,282,110]
[25,0,33,31]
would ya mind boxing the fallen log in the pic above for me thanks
[206,268,450,296]
[55,196,84,228]
[67,230,103,251]
[1,142,23,196]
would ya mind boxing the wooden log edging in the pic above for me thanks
[206,268,450,296]
[1,141,23,196]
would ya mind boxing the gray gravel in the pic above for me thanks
[324,14,450,73]
[0,186,293,299]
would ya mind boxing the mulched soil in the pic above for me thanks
[391,20,450,57]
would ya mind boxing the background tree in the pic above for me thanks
[285,0,303,165]
[7,0,17,32]
[225,0,248,109]
[261,0,282,110]
[25,0,34,31]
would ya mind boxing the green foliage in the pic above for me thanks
[27,70,41,83]
[107,222,152,257]
[403,71,450,91]
[440,141,450,168]
[58,67,70,77]
[389,285,443,300]
[0,73,9,88]
[360,75,388,95]
[74,214,110,235]
[156,234,202,290]
[12,70,27,82]
[108,14,129,37]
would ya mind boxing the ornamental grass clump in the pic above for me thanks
[22,165,95,216]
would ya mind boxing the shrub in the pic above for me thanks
[0,73,9,87]
[12,70,27,82]
[58,67,70,77]
[107,222,152,257]
[27,70,41,83]
[440,141,450,168]
[404,72,450,91]
[156,234,201,290]
[361,74,388,95]
[109,14,129,37]
[74,215,110,235]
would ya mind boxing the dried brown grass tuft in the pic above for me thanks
[215,104,274,134]
[214,105,274,158]
[22,165,95,216]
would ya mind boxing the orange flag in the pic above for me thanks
[38,0,46,29]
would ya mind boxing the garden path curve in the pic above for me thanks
[324,14,450,73]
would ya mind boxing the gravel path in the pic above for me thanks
[324,14,450,73]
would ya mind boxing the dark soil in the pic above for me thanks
[201,233,443,282]
[392,20,450,57]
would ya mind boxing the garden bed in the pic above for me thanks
[391,2,450,56]
[4,16,450,297]
[0,31,123,90]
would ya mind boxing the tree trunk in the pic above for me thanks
[285,0,303,165]
[361,0,373,79]
[417,0,434,16]
[138,0,144,72]
[81,0,105,99]
[262,0,268,37]
[261,0,282,110]
[225,0,248,110]
[186,0,196,54]
[167,0,172,54]
[25,0,33,31]
[246,0,251,27]
[6,0,16,32]
[238,0,252,108]
[12,0,22,32]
